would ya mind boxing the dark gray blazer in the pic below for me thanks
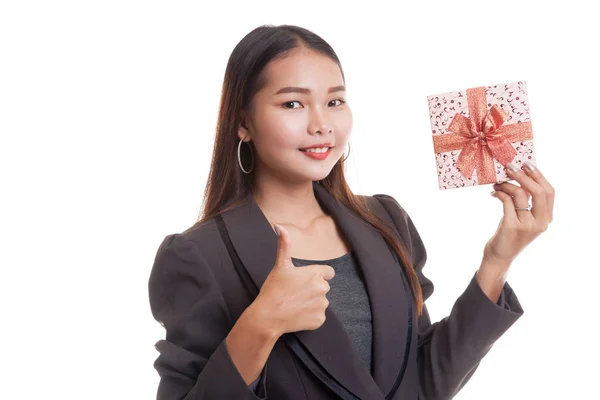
[148,181,524,400]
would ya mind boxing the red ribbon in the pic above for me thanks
[432,87,533,184]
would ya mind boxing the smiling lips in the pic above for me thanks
[299,142,334,150]
[299,146,332,160]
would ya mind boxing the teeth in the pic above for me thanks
[302,147,330,153]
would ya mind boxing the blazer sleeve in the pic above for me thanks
[373,194,524,400]
[148,233,268,400]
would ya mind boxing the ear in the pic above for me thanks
[238,110,251,141]
[237,114,252,142]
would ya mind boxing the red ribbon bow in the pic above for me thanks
[432,87,533,184]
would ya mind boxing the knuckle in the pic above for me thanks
[532,187,545,197]
[526,220,537,229]
[319,313,327,325]
[310,265,322,277]
[514,188,528,197]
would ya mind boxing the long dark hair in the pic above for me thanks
[196,24,423,317]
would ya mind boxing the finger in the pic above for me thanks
[319,265,335,281]
[273,224,293,268]
[521,161,555,223]
[504,162,548,221]
[493,181,531,206]
[492,182,535,224]
[491,189,518,222]
[492,180,522,193]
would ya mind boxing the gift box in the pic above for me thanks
[426,81,536,190]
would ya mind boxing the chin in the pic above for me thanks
[309,168,336,183]
[288,151,341,181]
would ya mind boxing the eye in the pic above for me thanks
[282,99,347,109]
[282,101,302,109]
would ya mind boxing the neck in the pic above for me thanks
[252,179,327,229]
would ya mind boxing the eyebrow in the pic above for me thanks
[274,85,346,95]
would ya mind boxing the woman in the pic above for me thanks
[148,24,554,400]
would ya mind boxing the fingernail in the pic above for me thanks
[506,163,519,172]
[273,224,280,236]
[490,190,496,197]
[523,161,536,172]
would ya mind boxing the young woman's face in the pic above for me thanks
[239,48,353,184]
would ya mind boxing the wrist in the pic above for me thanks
[481,252,513,274]
[226,301,278,386]
[477,255,512,304]
[245,299,281,343]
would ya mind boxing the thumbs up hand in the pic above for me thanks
[254,224,335,337]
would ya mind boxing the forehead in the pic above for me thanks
[262,49,343,92]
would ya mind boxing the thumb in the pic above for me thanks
[273,224,293,269]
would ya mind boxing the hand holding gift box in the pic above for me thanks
[425,81,556,305]
[427,81,536,190]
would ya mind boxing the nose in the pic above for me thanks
[312,125,332,135]
[308,109,333,135]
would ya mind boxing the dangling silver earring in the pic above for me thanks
[339,142,351,163]
[238,138,254,174]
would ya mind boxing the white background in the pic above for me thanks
[1,1,598,399]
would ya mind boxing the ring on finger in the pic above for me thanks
[515,204,532,211]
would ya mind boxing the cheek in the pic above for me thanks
[257,109,306,147]
[334,110,353,140]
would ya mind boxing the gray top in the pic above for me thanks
[291,251,373,374]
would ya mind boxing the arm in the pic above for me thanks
[227,301,276,393]
[374,194,524,400]
[148,233,273,399]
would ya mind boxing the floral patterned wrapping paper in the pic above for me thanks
[427,81,536,191]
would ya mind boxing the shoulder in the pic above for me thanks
[361,192,427,269]
[149,217,225,279]
[357,193,412,231]
[153,216,215,252]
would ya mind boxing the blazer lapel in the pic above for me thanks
[221,182,411,399]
